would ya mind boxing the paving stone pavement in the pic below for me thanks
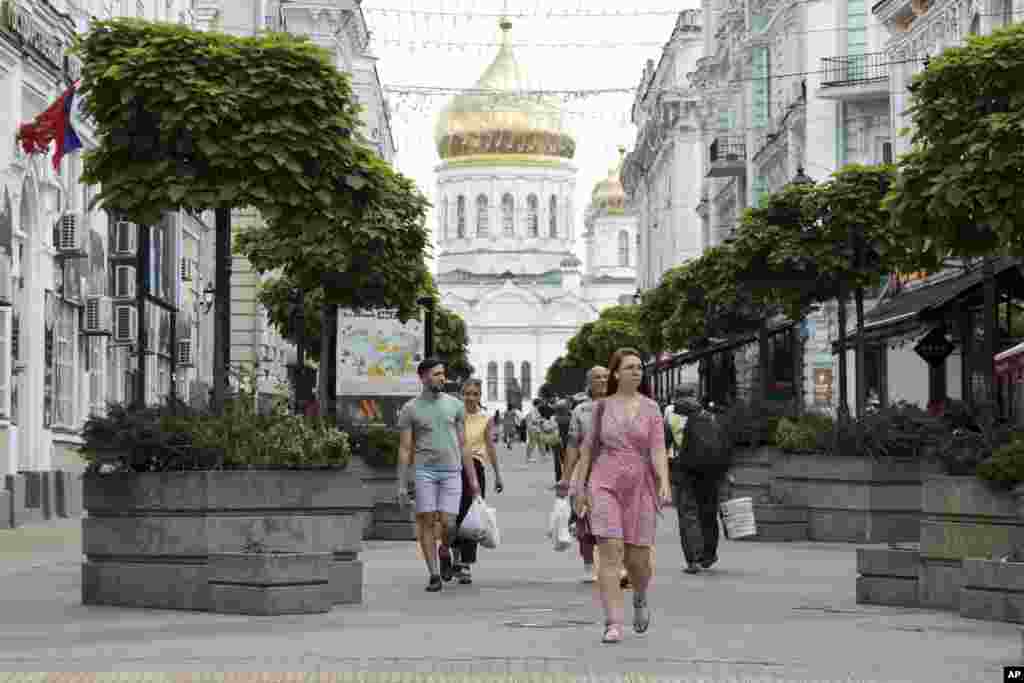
[0,442,1021,682]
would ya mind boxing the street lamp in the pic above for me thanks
[790,167,815,187]
[417,296,436,359]
[632,288,642,305]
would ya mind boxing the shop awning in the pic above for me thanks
[665,319,798,368]
[995,340,1024,382]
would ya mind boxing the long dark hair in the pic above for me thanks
[606,347,651,398]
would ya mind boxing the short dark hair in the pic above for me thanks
[417,357,444,376]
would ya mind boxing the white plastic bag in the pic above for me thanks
[458,496,488,542]
[547,497,572,551]
[479,502,500,549]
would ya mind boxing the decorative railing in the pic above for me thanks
[821,51,889,87]
[709,136,746,163]
[4,1,68,73]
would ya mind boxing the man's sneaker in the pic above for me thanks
[457,566,472,585]
[426,575,443,592]
[683,563,702,574]
[699,553,718,569]
[439,547,454,582]
[582,565,596,583]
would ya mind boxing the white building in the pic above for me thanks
[0,0,393,479]
[433,19,636,406]
[621,10,706,291]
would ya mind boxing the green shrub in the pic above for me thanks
[977,436,1024,489]
[80,399,351,474]
[775,413,834,452]
[354,426,401,469]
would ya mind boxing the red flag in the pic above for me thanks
[16,83,81,170]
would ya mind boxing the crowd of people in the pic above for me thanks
[396,352,734,643]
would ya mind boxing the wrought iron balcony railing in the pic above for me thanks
[821,51,889,87]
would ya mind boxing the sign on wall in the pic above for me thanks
[813,365,833,405]
[336,308,424,397]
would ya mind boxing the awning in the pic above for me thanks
[996,340,1024,382]
[663,319,798,368]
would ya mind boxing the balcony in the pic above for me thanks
[818,52,889,101]
[707,136,746,178]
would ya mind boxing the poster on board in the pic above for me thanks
[336,307,424,401]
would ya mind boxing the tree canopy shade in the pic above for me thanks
[886,23,1024,268]
[564,304,647,372]
[74,18,432,322]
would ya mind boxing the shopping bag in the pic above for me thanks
[548,497,572,551]
[479,501,500,549]
[458,496,488,542]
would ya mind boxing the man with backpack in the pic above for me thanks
[668,384,732,574]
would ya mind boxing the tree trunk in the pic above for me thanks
[212,208,231,415]
[836,287,850,423]
[855,284,866,450]
[983,256,997,414]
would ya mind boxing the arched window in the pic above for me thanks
[520,361,532,400]
[476,194,489,237]
[504,361,515,398]
[548,195,558,237]
[501,193,515,235]
[618,230,630,266]
[486,361,498,401]
[526,194,539,237]
[456,196,466,238]
[440,198,448,240]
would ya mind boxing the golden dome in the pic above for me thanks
[434,18,575,161]
[591,147,627,209]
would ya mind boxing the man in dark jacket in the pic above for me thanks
[669,384,732,574]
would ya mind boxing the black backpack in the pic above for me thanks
[680,410,733,468]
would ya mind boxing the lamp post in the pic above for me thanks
[417,296,436,359]
[287,287,311,415]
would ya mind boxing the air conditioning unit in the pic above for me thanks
[114,265,136,299]
[180,257,194,282]
[82,296,112,336]
[176,338,194,367]
[113,220,137,256]
[113,304,138,344]
[57,213,85,254]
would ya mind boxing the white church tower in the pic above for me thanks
[583,147,639,309]
[433,17,599,407]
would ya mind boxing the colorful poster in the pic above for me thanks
[336,308,424,397]
[337,395,412,430]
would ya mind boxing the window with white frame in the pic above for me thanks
[87,338,104,417]
[476,194,489,237]
[441,197,448,240]
[53,303,76,428]
[487,361,498,402]
[0,311,8,417]
[526,194,539,237]
[501,194,514,235]
[548,195,558,237]
[618,230,630,266]
[456,195,466,238]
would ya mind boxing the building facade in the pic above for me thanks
[0,0,393,478]
[434,19,636,407]
[621,10,705,292]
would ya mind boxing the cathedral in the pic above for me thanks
[433,18,637,407]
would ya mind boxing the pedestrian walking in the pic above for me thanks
[502,406,519,449]
[397,358,481,592]
[449,379,505,585]
[669,383,732,574]
[573,348,672,644]
[493,409,501,443]
[525,398,547,464]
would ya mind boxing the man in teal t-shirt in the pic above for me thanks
[398,358,480,592]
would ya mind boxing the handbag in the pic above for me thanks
[479,501,500,549]
[457,496,488,542]
[548,497,572,551]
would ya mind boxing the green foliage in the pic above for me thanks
[74,19,431,322]
[80,399,351,474]
[544,357,588,397]
[977,435,1024,489]
[350,426,401,469]
[886,24,1024,266]
[435,304,473,384]
[774,413,835,452]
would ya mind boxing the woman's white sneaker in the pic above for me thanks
[582,565,596,583]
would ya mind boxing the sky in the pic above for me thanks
[361,0,701,272]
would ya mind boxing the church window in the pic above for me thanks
[456,196,466,238]
[526,194,539,237]
[501,194,515,235]
[487,362,498,402]
[504,361,516,399]
[476,194,489,237]
[618,230,630,266]
[548,195,558,237]
[441,198,449,240]
[520,361,532,400]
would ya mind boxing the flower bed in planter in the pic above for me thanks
[919,475,1024,610]
[81,469,372,611]
[772,452,941,544]
[208,551,332,616]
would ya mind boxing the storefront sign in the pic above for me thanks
[336,308,424,397]
[914,328,954,366]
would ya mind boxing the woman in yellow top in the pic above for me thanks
[449,378,505,584]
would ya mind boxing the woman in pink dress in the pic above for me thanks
[573,347,672,644]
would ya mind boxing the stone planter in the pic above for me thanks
[730,446,780,503]
[736,503,808,542]
[919,475,1024,610]
[773,452,940,543]
[349,454,416,541]
[81,469,373,611]
[856,545,921,607]
[208,552,332,616]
